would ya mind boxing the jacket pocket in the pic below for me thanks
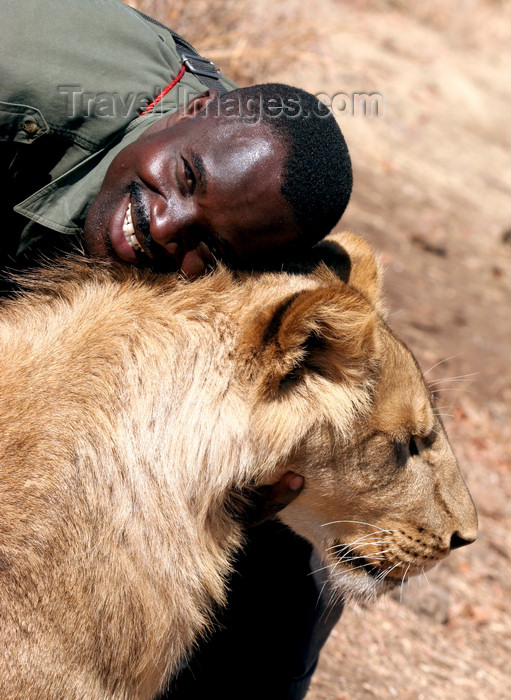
[0,101,50,143]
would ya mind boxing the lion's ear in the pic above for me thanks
[319,232,383,310]
[248,284,378,397]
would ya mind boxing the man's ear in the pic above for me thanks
[176,88,219,120]
[144,89,219,134]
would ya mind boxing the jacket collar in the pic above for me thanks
[14,114,161,252]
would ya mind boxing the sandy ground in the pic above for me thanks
[132,2,510,697]
[263,4,511,698]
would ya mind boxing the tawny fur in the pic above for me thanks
[0,232,477,699]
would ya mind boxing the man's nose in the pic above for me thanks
[149,197,196,250]
[148,198,214,278]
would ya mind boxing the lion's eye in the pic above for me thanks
[409,436,420,456]
[395,436,420,466]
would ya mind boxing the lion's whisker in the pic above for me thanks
[309,562,339,577]
[431,387,470,393]
[375,561,402,583]
[339,547,399,561]
[427,372,478,386]
[421,567,432,590]
[423,354,463,376]
[327,536,389,552]
[310,543,401,579]
[315,579,330,610]
[321,520,392,533]
[399,563,412,603]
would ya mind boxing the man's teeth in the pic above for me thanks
[122,203,142,251]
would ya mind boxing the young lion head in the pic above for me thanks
[238,231,477,601]
[0,232,477,697]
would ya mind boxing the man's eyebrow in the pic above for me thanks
[192,151,207,190]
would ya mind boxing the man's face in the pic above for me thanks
[84,98,299,278]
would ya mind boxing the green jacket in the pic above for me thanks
[1,0,236,261]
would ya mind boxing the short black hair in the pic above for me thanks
[212,83,353,246]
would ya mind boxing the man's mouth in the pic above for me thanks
[107,182,187,272]
[129,181,161,261]
[122,202,142,252]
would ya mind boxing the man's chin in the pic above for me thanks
[83,220,134,265]
[82,220,109,259]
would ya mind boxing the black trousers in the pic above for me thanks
[159,522,344,700]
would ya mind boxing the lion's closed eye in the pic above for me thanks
[408,436,420,456]
[394,436,420,466]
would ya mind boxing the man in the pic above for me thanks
[3,0,351,278]
[2,0,352,697]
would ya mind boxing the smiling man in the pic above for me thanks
[2,1,352,697]
[2,1,351,281]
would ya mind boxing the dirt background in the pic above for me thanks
[131,2,510,697]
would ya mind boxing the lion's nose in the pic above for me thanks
[450,531,476,550]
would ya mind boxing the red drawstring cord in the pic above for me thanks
[139,64,186,116]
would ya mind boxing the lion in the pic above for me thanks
[0,232,477,699]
